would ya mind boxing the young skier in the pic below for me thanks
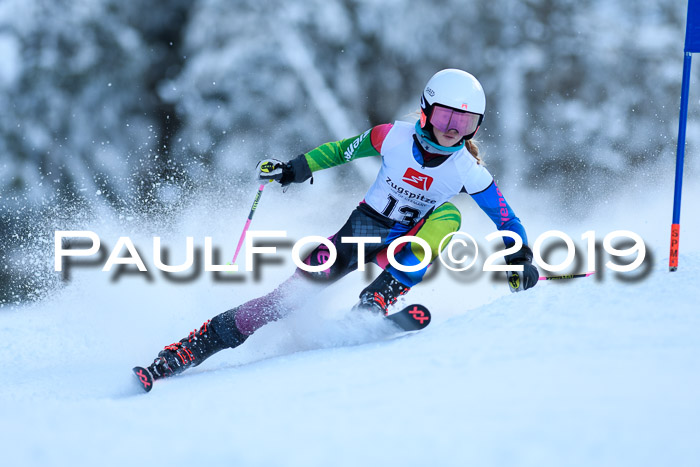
[134,69,539,388]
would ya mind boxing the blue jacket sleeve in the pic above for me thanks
[469,181,528,247]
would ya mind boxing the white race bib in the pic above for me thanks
[363,121,492,225]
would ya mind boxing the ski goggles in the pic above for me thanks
[429,104,482,135]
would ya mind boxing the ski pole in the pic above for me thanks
[230,182,268,265]
[538,272,595,281]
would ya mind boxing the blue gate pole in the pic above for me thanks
[670,52,692,271]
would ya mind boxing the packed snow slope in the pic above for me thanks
[1,172,699,467]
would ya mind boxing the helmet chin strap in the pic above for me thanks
[414,120,465,155]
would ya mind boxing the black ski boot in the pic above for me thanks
[134,309,249,391]
[354,270,411,315]
[150,311,248,377]
[145,320,226,380]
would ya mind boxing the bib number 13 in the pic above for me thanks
[382,195,421,224]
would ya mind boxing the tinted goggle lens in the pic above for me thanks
[430,105,482,135]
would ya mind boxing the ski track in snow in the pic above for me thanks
[1,177,699,467]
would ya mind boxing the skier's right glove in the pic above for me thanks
[255,154,313,187]
[256,158,287,184]
[505,244,539,293]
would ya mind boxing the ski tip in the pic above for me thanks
[388,304,431,331]
[405,304,431,330]
[132,366,154,393]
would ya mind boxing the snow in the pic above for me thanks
[1,175,699,467]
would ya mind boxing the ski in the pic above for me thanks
[386,303,431,332]
[132,366,155,393]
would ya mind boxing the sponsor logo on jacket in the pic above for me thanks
[496,186,511,225]
[402,167,433,191]
[385,177,437,204]
[343,129,371,161]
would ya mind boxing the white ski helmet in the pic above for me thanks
[420,69,486,143]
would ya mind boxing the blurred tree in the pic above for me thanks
[0,0,192,304]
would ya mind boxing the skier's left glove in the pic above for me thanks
[505,244,539,293]
[255,154,312,187]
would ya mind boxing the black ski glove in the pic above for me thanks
[505,244,539,292]
[256,154,312,187]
